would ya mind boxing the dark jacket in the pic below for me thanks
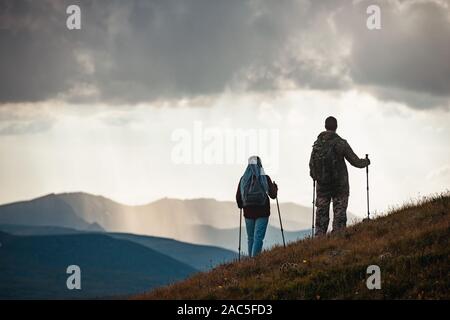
[236,176,278,219]
[309,131,368,197]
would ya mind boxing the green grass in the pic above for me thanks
[135,193,450,300]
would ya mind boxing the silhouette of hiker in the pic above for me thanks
[309,117,370,236]
[236,156,277,257]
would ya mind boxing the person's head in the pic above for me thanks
[325,116,337,132]
[248,155,262,167]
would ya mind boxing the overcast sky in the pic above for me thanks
[0,0,449,217]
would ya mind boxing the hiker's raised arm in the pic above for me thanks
[343,141,369,168]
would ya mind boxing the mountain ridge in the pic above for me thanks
[0,192,325,249]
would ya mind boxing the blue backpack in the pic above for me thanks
[242,175,267,207]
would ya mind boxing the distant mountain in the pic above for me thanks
[0,224,237,271]
[0,194,104,232]
[0,192,356,249]
[109,233,236,271]
[130,197,328,234]
[0,230,14,245]
[0,231,197,299]
[0,193,358,300]
[0,224,91,236]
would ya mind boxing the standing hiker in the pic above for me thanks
[309,116,370,236]
[236,156,278,257]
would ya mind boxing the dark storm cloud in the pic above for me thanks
[0,0,318,104]
[334,0,450,109]
[0,0,81,102]
[0,0,449,109]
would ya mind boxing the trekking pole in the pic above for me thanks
[276,197,286,248]
[366,154,370,220]
[274,183,286,248]
[312,180,316,238]
[238,208,242,261]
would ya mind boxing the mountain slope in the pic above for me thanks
[105,233,237,271]
[0,232,197,299]
[0,194,103,231]
[57,193,332,233]
[136,193,450,300]
[0,224,237,272]
[0,224,94,236]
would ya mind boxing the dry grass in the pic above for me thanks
[135,193,450,300]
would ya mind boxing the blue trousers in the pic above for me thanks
[245,217,269,257]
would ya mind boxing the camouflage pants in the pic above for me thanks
[315,194,349,236]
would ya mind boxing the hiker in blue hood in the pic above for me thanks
[236,156,278,257]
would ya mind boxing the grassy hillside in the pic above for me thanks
[136,193,450,300]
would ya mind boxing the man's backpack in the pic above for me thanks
[310,138,339,185]
[242,175,267,206]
